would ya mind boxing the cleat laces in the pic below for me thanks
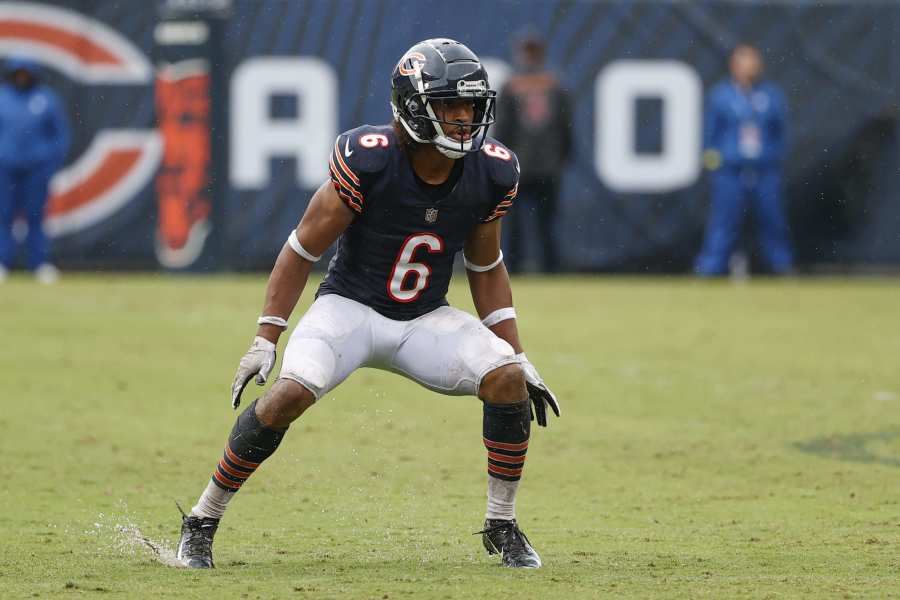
[475,520,533,554]
[182,518,217,558]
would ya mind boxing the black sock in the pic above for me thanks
[482,401,530,482]
[211,399,287,491]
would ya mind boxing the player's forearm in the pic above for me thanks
[467,264,512,317]
[467,266,523,353]
[256,243,315,343]
[486,318,523,354]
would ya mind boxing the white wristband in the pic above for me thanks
[288,230,321,262]
[482,307,516,328]
[464,250,503,272]
[257,315,288,328]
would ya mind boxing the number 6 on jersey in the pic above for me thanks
[388,233,444,302]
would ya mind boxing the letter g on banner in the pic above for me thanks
[0,2,161,238]
[596,60,701,193]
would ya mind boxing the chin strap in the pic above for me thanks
[435,142,468,159]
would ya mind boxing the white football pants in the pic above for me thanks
[279,294,519,400]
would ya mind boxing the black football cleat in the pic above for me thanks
[176,503,219,569]
[478,519,542,568]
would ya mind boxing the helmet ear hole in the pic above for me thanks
[409,116,425,133]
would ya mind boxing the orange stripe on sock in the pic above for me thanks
[213,469,242,490]
[488,451,525,465]
[483,437,529,452]
[488,464,523,477]
[218,458,251,480]
[224,445,259,469]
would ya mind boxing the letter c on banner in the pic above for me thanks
[595,60,701,193]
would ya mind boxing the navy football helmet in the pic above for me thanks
[391,38,496,158]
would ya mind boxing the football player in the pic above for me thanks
[177,38,560,570]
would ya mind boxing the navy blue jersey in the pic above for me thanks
[317,124,519,320]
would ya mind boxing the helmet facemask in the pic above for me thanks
[392,65,496,159]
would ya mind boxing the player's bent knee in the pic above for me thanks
[255,378,316,429]
[479,364,527,405]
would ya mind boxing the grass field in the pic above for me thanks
[2,274,899,598]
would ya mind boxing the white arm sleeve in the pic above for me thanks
[481,307,516,328]
[288,230,321,262]
[464,250,503,272]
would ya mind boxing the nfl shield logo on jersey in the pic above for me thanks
[425,208,439,223]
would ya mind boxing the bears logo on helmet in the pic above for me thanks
[397,51,426,76]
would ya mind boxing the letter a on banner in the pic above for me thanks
[596,60,701,193]
[230,57,336,190]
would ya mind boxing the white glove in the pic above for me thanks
[517,353,561,427]
[231,336,277,409]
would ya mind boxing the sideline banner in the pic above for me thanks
[1,0,897,271]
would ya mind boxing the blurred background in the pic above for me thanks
[1,0,898,276]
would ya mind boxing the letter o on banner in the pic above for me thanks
[595,60,701,193]
[479,58,510,96]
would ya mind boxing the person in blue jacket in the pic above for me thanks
[0,55,70,283]
[695,44,794,276]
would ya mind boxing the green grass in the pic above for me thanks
[2,274,899,598]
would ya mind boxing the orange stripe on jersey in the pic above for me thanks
[335,186,363,213]
[483,184,518,222]
[224,445,259,469]
[483,437,529,452]
[331,151,361,192]
[329,158,364,203]
[329,168,365,213]
[333,139,360,186]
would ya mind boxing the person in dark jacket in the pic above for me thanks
[695,44,793,276]
[494,31,572,274]
[0,55,70,283]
